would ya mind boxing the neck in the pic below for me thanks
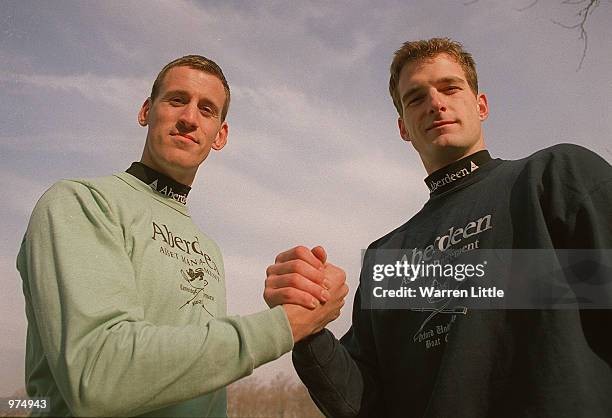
[139,153,197,186]
[424,149,493,196]
[126,162,192,204]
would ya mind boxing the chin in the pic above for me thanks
[166,150,207,168]
[432,134,477,149]
[431,137,461,148]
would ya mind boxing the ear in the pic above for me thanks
[398,118,410,142]
[477,92,489,121]
[211,121,229,151]
[138,98,151,127]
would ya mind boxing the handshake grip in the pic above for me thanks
[264,246,349,343]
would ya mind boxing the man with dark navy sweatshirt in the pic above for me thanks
[264,38,612,417]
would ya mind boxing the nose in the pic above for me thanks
[428,90,447,113]
[178,102,199,131]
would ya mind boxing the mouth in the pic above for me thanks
[427,120,456,131]
[171,133,198,143]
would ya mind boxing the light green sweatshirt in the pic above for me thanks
[17,172,293,417]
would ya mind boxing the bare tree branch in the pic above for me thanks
[562,0,589,5]
[515,0,540,12]
[464,0,604,71]
[552,0,600,70]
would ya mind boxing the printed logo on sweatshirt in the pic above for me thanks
[148,179,188,204]
[178,268,216,316]
[428,166,471,193]
[407,213,494,350]
[413,312,459,350]
[425,150,492,195]
[407,214,492,266]
[151,221,221,315]
[427,160,479,193]
[152,221,220,279]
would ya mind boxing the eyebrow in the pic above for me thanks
[401,76,467,105]
[163,89,189,98]
[437,76,466,86]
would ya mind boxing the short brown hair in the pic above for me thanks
[150,55,231,121]
[389,38,478,116]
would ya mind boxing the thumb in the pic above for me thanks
[311,246,327,264]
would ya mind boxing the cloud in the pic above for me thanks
[1,71,150,113]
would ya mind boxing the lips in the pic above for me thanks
[427,120,456,131]
[171,133,198,143]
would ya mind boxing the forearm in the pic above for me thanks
[34,304,291,417]
[82,309,292,416]
[292,329,368,418]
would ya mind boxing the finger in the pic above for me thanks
[266,273,331,302]
[341,283,349,298]
[266,259,326,287]
[327,284,349,307]
[275,245,324,270]
[311,246,327,264]
[264,286,319,309]
[323,263,347,288]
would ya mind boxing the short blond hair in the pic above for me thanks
[151,55,230,121]
[389,38,478,116]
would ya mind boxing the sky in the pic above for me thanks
[1,0,611,396]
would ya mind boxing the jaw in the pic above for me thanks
[418,135,486,174]
[140,139,205,186]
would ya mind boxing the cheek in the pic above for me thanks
[409,116,424,134]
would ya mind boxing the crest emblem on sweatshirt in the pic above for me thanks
[183,268,208,286]
[179,269,215,316]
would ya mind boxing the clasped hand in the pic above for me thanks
[264,246,348,343]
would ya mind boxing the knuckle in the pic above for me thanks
[263,290,278,306]
[265,274,278,287]
[289,259,304,273]
[288,273,301,287]
[294,245,308,256]
[265,265,274,277]
[282,287,296,300]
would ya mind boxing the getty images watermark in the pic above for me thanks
[371,259,504,299]
[360,249,612,310]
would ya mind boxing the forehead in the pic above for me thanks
[398,54,467,90]
[158,66,225,100]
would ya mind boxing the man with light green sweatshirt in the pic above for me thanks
[17,55,347,417]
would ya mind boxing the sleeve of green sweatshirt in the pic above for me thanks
[17,181,294,417]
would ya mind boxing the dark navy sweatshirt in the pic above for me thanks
[293,144,612,418]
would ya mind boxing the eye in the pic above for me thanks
[199,105,219,118]
[169,97,186,105]
[443,86,460,94]
[407,96,424,106]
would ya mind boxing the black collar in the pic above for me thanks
[126,162,191,204]
[424,150,493,196]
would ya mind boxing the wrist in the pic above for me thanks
[283,305,315,343]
